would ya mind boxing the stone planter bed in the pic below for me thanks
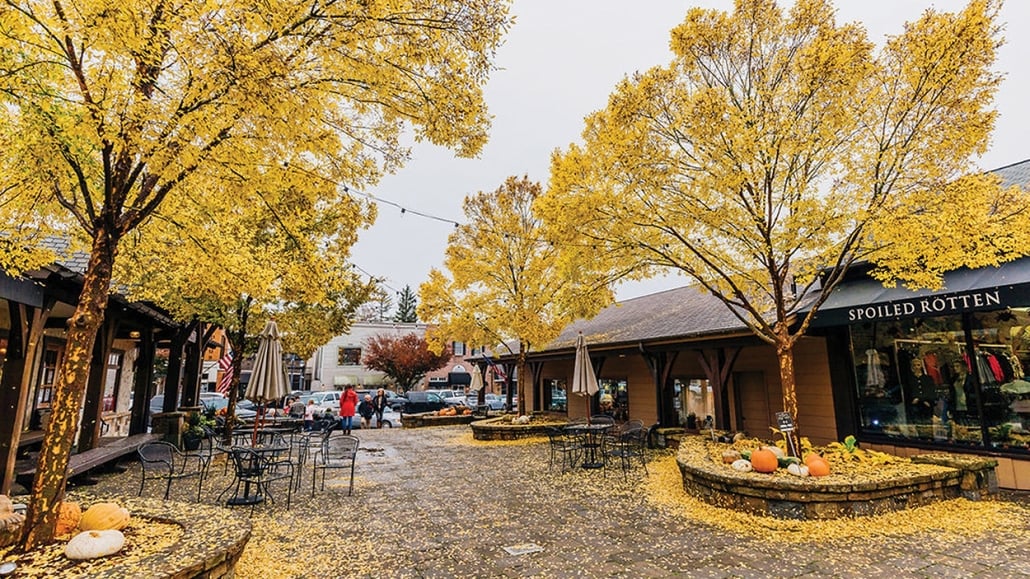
[401,412,479,428]
[469,413,568,441]
[676,435,998,520]
[0,496,250,578]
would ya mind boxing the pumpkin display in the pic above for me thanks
[730,459,753,472]
[807,457,831,477]
[803,452,825,467]
[79,503,130,531]
[749,448,779,473]
[56,502,82,535]
[786,463,810,477]
[64,529,125,560]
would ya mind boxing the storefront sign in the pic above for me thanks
[846,289,1001,323]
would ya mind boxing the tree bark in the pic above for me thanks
[21,231,116,550]
[774,323,802,457]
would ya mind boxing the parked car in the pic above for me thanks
[480,393,507,411]
[359,406,402,429]
[299,390,342,413]
[392,391,447,414]
[201,397,258,420]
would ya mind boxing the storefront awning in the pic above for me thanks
[808,257,1030,328]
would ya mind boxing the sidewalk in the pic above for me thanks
[86,425,1030,578]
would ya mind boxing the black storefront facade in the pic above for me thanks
[812,257,1030,490]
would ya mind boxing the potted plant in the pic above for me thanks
[182,411,214,451]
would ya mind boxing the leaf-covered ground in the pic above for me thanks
[5,426,1029,578]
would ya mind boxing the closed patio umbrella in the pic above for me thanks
[571,332,599,423]
[245,319,290,443]
[468,366,484,406]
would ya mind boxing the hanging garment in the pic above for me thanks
[865,349,885,387]
[975,352,995,385]
[923,352,943,385]
[987,353,1005,383]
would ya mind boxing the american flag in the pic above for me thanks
[217,350,234,394]
[486,355,507,383]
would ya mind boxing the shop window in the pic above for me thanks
[674,378,714,428]
[545,378,567,412]
[849,308,1029,454]
[599,378,628,421]
[337,347,361,366]
[103,351,123,413]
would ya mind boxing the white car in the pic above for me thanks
[300,390,341,412]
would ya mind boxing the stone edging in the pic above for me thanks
[82,496,251,579]
[676,437,998,520]
[469,415,566,440]
[401,413,478,428]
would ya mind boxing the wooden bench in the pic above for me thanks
[16,433,158,487]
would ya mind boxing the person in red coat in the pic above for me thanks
[339,384,359,434]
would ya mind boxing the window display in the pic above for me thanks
[850,309,1029,453]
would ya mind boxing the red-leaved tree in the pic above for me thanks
[362,333,451,392]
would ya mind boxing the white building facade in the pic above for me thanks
[305,322,430,391]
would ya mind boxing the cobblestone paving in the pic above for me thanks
[84,425,1030,578]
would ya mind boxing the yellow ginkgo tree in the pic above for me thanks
[538,0,1030,448]
[0,0,511,549]
[419,176,612,416]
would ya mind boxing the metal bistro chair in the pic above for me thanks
[137,441,206,501]
[545,426,582,473]
[220,446,295,512]
[605,421,649,478]
[311,434,359,496]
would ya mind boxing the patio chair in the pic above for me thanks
[219,446,295,512]
[311,434,359,496]
[604,423,648,478]
[137,441,206,501]
[544,426,582,473]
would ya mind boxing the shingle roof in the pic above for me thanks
[547,284,749,351]
[993,158,1030,188]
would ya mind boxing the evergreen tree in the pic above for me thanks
[394,285,419,323]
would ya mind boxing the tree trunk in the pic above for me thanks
[774,323,802,457]
[21,231,116,550]
[515,350,527,416]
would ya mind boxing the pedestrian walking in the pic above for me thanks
[339,384,358,434]
[372,388,390,429]
[358,394,375,429]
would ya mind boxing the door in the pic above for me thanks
[734,371,771,436]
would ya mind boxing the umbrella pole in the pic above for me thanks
[251,405,262,447]
[586,396,591,425]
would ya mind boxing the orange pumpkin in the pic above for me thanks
[803,453,824,467]
[56,501,82,535]
[749,448,779,473]
[807,457,831,477]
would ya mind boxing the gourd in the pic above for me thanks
[721,449,741,464]
[56,502,82,535]
[807,457,831,477]
[786,463,810,477]
[64,529,125,560]
[762,445,786,459]
[749,448,779,473]
[730,459,753,472]
[79,503,130,531]
[0,495,25,532]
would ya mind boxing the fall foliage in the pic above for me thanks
[0,0,511,549]
[539,0,1030,444]
[419,176,612,415]
[361,333,451,392]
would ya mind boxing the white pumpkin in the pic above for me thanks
[786,463,810,477]
[64,529,125,560]
[762,445,786,459]
[730,459,753,472]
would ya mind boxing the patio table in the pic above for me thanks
[564,423,612,469]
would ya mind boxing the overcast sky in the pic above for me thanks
[349,1,1030,304]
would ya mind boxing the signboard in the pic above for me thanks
[775,411,795,432]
